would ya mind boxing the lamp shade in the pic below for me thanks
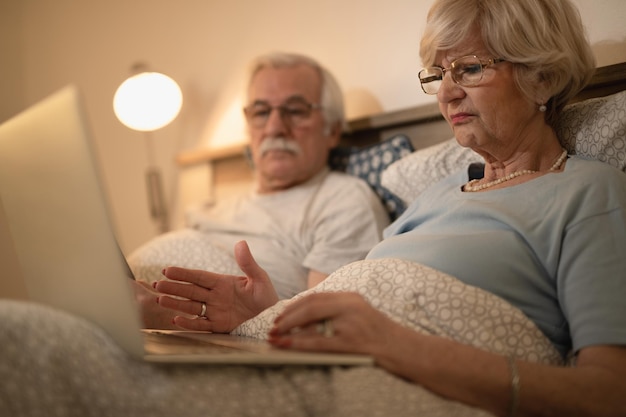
[113,71,183,131]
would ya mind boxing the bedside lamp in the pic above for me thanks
[113,63,183,233]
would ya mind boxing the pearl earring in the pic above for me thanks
[539,103,547,112]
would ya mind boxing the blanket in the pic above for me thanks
[0,258,562,417]
[236,258,563,365]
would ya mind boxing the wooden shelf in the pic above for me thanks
[176,143,247,167]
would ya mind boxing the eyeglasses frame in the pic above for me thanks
[243,99,323,129]
[418,55,506,95]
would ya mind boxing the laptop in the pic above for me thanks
[0,85,372,366]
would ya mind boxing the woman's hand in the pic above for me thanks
[268,292,400,357]
[154,240,279,333]
[270,293,626,417]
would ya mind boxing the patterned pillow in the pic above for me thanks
[127,229,241,284]
[382,90,626,205]
[381,138,482,205]
[556,90,626,171]
[330,134,414,221]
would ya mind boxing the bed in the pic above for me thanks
[1,62,625,417]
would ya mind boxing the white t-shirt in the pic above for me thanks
[187,168,389,298]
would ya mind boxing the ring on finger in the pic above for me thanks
[197,301,207,319]
[316,319,334,338]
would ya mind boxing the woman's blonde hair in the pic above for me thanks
[420,0,596,127]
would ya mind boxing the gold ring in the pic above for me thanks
[198,301,207,318]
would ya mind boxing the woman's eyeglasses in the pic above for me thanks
[418,55,506,95]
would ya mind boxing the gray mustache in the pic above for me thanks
[258,138,303,156]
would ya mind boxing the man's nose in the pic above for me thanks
[263,108,290,136]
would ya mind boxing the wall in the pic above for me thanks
[0,1,24,121]
[3,0,626,254]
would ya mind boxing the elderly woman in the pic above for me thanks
[154,0,626,416]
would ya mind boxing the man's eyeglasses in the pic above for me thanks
[243,98,322,128]
[418,55,506,95]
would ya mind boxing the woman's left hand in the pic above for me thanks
[268,292,398,357]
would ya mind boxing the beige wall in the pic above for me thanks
[2,0,626,254]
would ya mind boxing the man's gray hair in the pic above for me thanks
[247,52,346,135]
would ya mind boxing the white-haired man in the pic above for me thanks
[132,52,388,327]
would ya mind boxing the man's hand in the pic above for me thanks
[154,240,279,333]
[132,280,182,329]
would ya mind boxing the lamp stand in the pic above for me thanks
[144,132,169,234]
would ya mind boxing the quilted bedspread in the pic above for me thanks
[0,258,562,417]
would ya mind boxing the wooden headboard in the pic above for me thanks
[177,62,626,168]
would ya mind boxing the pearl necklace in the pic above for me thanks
[464,149,568,192]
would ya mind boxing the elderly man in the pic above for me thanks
[131,52,388,326]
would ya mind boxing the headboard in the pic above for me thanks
[174,62,626,211]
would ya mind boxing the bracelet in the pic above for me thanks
[508,357,521,417]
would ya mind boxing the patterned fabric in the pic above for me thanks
[235,258,563,365]
[0,299,494,417]
[127,228,241,284]
[1,259,558,417]
[556,90,626,171]
[329,134,414,221]
[381,139,482,204]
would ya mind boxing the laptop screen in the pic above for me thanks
[0,85,145,357]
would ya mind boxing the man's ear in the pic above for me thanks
[327,121,343,149]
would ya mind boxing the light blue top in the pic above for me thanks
[368,156,626,356]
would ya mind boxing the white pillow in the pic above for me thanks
[556,90,626,171]
[382,90,626,205]
[127,229,241,283]
[381,138,482,204]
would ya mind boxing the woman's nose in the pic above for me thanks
[437,72,465,103]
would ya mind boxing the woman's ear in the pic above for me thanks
[533,71,553,102]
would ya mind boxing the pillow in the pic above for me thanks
[381,138,482,204]
[329,134,414,220]
[127,228,241,283]
[382,90,626,205]
[556,90,626,171]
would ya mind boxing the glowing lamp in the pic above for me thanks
[113,63,183,233]
[113,71,183,131]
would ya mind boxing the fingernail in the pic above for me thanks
[156,296,160,304]
[270,337,291,348]
[161,268,166,275]
[152,281,157,289]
